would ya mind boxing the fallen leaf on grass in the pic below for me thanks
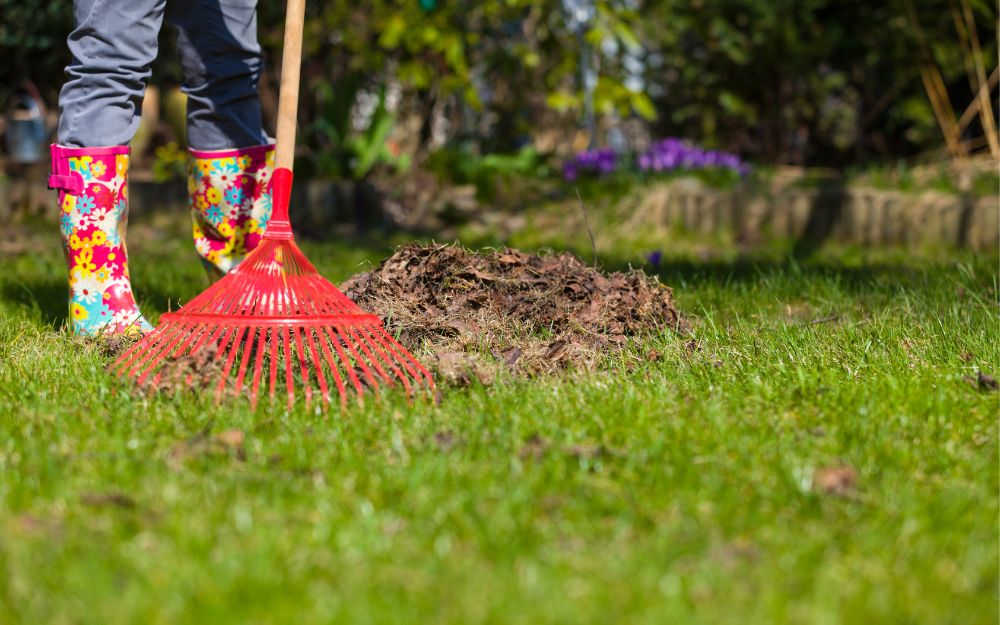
[540,495,564,512]
[519,436,627,462]
[684,339,701,355]
[434,431,459,452]
[710,537,760,568]
[518,433,549,460]
[964,371,998,392]
[498,347,522,369]
[977,372,999,391]
[544,340,569,362]
[14,513,54,535]
[169,427,247,466]
[445,319,480,335]
[806,314,840,326]
[563,443,627,460]
[81,492,137,510]
[214,429,245,449]
[813,466,858,497]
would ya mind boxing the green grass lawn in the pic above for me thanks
[0,212,997,624]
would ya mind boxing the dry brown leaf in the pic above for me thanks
[519,433,549,460]
[214,429,245,449]
[544,340,569,362]
[434,431,458,452]
[964,371,999,392]
[499,347,522,368]
[813,466,858,496]
[563,443,626,460]
[81,492,137,509]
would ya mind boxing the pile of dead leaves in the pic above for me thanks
[341,243,687,383]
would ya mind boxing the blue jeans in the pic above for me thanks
[58,0,268,150]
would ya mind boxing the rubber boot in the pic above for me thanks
[188,144,275,278]
[49,145,153,336]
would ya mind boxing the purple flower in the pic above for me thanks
[646,250,663,268]
[637,137,749,177]
[562,148,620,180]
[562,137,750,182]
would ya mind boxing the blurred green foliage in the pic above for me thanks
[151,142,188,183]
[264,0,651,162]
[0,1,73,105]
[1,0,995,171]
[302,78,411,180]
[641,0,997,164]
[426,145,552,199]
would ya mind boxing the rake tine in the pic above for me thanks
[268,326,279,402]
[214,325,237,360]
[148,322,210,387]
[250,327,268,410]
[303,327,331,408]
[233,328,257,397]
[133,323,192,384]
[315,327,347,409]
[343,325,403,392]
[117,321,181,378]
[165,322,204,361]
[174,324,232,391]
[184,323,225,363]
[334,326,381,392]
[216,326,247,401]
[292,327,313,409]
[282,326,295,410]
[324,326,369,397]
[371,325,435,388]
[353,325,412,395]
[363,325,426,386]
[111,333,151,374]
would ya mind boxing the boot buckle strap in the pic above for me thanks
[48,172,84,195]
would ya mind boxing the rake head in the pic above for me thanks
[111,169,434,410]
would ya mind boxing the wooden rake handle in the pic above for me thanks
[266,0,306,239]
[275,0,306,172]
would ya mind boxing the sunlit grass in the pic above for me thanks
[0,213,996,624]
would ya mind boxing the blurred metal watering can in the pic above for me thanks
[4,90,48,165]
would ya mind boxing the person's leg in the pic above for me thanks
[168,0,269,150]
[50,0,165,335]
[58,0,166,148]
[169,0,274,278]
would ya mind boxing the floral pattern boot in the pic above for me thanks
[188,144,275,278]
[49,145,153,336]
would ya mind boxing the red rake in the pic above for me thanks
[111,0,433,409]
